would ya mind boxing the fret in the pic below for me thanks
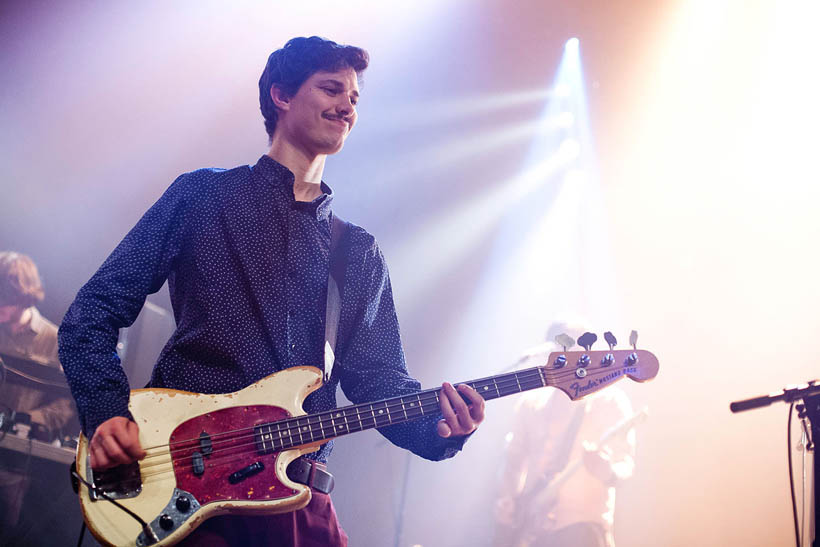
[267,424,276,451]
[276,422,285,450]
[315,416,326,441]
[353,405,363,432]
[399,398,408,421]
[255,425,263,452]
[287,421,298,448]
[514,373,522,393]
[317,412,327,440]
[495,375,509,397]
[404,394,423,420]
[289,423,300,447]
[295,417,305,445]
[362,404,376,429]
[345,408,362,433]
[372,401,390,427]
[288,420,298,445]
[311,414,325,442]
[492,377,500,399]
[269,423,280,451]
[305,415,318,442]
[341,410,354,433]
[416,393,426,415]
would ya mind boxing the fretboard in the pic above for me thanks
[254,366,547,453]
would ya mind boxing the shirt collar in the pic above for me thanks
[27,307,47,334]
[252,155,334,222]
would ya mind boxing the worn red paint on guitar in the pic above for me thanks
[169,405,292,505]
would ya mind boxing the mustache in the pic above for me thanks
[322,113,352,124]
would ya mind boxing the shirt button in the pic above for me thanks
[290,344,296,350]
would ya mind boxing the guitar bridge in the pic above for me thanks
[86,456,142,500]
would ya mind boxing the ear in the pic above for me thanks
[270,85,291,112]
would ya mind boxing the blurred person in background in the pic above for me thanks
[494,324,638,547]
[0,251,79,541]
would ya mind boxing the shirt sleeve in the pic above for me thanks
[58,174,190,440]
[336,238,467,462]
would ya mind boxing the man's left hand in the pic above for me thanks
[437,382,485,438]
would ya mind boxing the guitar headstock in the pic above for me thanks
[542,348,659,400]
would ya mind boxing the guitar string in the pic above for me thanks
[136,368,549,459]
[134,364,622,476]
[137,384,479,471]
[136,370,549,475]
[103,364,631,484]
[136,394,451,470]
[137,368,545,455]
[135,373,548,479]
[135,352,640,454]
[135,398,451,478]
[136,362,622,462]
[135,363,615,480]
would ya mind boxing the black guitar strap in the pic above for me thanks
[324,213,351,382]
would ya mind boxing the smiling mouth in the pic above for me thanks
[323,116,348,129]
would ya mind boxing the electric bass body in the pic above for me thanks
[76,366,325,547]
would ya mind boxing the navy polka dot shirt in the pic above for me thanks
[58,155,465,463]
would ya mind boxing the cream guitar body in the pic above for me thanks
[76,366,325,547]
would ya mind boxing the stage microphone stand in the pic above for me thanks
[731,381,820,547]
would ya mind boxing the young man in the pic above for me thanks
[59,36,484,545]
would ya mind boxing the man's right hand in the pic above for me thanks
[89,416,146,470]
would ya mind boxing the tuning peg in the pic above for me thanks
[603,331,617,350]
[554,333,575,352]
[629,330,638,349]
[577,332,597,351]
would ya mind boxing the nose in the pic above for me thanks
[335,95,355,117]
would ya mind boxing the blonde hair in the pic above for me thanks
[0,251,45,308]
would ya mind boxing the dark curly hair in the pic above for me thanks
[259,36,369,140]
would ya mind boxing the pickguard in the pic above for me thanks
[170,405,293,505]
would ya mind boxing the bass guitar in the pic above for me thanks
[74,344,659,546]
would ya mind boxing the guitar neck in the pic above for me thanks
[256,367,547,453]
[256,348,658,454]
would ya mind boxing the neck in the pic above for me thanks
[9,307,33,335]
[266,137,326,202]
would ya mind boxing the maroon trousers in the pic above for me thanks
[180,492,348,547]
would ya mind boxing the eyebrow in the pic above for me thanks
[318,79,360,97]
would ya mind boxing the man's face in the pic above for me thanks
[276,67,360,157]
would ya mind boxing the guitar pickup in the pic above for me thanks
[192,452,205,476]
[228,461,264,484]
[198,431,213,457]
